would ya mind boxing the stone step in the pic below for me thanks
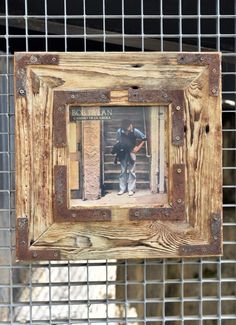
[104,180,150,190]
[104,154,149,163]
[104,172,149,181]
[104,129,145,142]
[104,138,147,147]
[104,145,147,154]
[104,162,149,171]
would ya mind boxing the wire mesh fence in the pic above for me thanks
[0,0,235,324]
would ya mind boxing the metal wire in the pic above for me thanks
[0,0,235,324]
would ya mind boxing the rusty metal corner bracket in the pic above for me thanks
[16,217,60,261]
[128,89,184,146]
[177,53,220,97]
[53,165,112,222]
[179,212,222,256]
[53,89,111,148]
[129,163,185,221]
[15,53,59,98]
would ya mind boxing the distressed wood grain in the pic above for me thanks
[14,52,222,260]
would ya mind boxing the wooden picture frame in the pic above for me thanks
[14,52,222,261]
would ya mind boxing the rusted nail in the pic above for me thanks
[177,168,182,174]
[177,199,182,204]
[176,106,181,111]
[30,55,38,63]
[32,251,38,258]
[175,136,180,141]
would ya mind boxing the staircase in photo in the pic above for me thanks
[103,107,150,192]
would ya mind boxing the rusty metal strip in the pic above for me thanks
[171,164,185,219]
[16,217,60,261]
[129,164,185,221]
[15,53,59,97]
[177,53,220,97]
[53,89,111,147]
[128,89,172,103]
[53,165,111,222]
[171,91,184,146]
[53,102,67,147]
[128,88,184,146]
[179,212,222,256]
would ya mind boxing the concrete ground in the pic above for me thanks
[70,190,168,207]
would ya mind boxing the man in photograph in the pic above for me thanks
[113,119,147,196]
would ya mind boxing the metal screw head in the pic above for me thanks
[213,236,218,240]
[212,88,217,94]
[175,136,180,141]
[101,94,106,99]
[58,106,63,112]
[212,68,217,73]
[32,251,38,258]
[176,106,181,111]
[30,55,38,63]
[19,89,25,95]
[163,93,168,98]
[21,241,26,245]
[52,57,57,62]
[177,199,182,204]
[71,94,75,99]
[200,56,205,61]
[102,212,107,218]
[53,251,58,257]
[177,168,182,174]
[134,211,139,217]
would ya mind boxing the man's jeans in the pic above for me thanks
[119,153,136,192]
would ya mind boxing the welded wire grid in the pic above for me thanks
[0,0,235,324]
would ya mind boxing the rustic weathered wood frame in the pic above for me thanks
[14,52,222,261]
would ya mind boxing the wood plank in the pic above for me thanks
[34,219,204,259]
[150,107,159,193]
[69,160,79,190]
[159,107,165,193]
[69,123,77,153]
